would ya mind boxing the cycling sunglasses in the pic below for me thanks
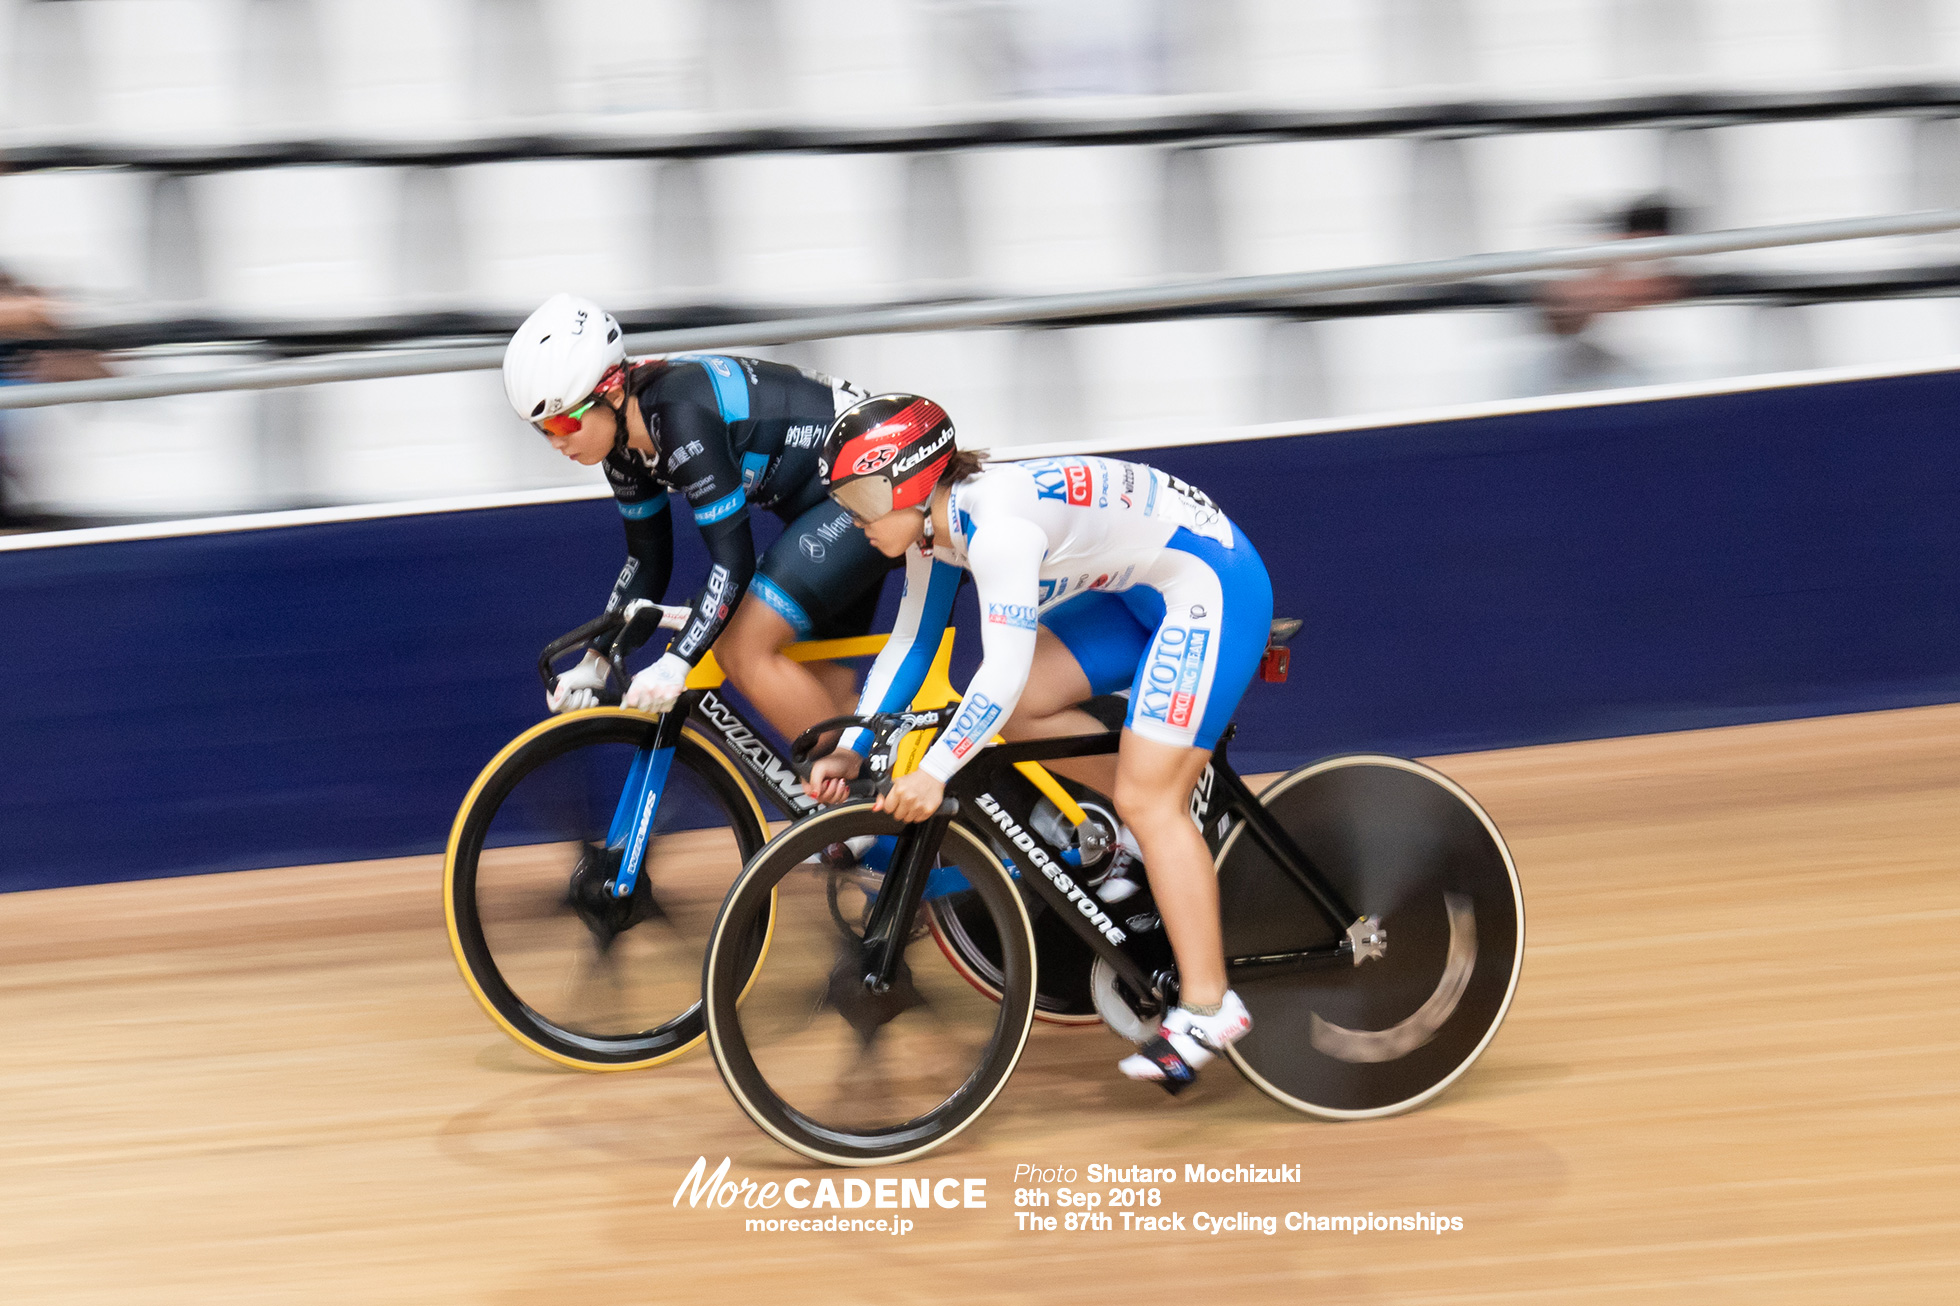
[534,396,601,438]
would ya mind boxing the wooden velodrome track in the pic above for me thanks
[3,703,1956,1303]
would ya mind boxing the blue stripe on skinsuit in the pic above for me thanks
[871,560,963,715]
[693,488,747,525]
[678,355,751,422]
[841,558,964,755]
[618,492,670,519]
[750,575,814,637]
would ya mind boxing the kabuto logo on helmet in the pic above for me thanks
[894,425,953,472]
[851,444,900,475]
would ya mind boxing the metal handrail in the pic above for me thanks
[5,208,1959,410]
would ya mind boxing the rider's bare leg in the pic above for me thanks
[1113,732,1224,1007]
[716,597,857,743]
[998,626,1118,798]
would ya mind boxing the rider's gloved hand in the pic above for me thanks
[547,650,611,714]
[804,750,863,806]
[623,651,692,714]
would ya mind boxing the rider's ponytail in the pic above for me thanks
[945,447,989,485]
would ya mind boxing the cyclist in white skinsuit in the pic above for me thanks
[806,395,1275,1091]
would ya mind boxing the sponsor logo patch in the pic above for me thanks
[798,534,826,561]
[986,603,1037,630]
[946,692,1003,759]
[1138,625,1210,729]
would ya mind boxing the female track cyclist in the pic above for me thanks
[503,293,890,741]
[804,395,1275,1090]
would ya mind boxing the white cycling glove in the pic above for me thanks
[547,650,612,714]
[624,651,692,715]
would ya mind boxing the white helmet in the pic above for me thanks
[502,293,627,425]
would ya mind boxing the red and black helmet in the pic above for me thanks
[821,394,957,522]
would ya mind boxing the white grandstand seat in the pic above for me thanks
[239,0,330,133]
[1712,118,1918,270]
[1585,301,1756,385]
[462,159,657,309]
[311,370,574,502]
[831,330,1018,450]
[316,0,471,136]
[900,153,978,290]
[1477,0,1612,94]
[22,358,259,516]
[788,0,926,113]
[1601,0,1709,82]
[712,152,908,305]
[0,170,149,304]
[1319,309,1528,414]
[1403,138,1484,260]
[1259,319,1335,422]
[1157,146,1227,277]
[1238,0,1381,102]
[1376,0,1481,92]
[198,168,395,315]
[5,0,101,134]
[1078,318,1270,443]
[967,145,1156,293]
[1806,298,1960,369]
[1213,140,1404,276]
[88,0,232,139]
[1700,0,1835,86]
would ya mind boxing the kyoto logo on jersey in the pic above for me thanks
[986,603,1038,630]
[1139,625,1209,729]
[946,692,1003,759]
[1026,458,1095,506]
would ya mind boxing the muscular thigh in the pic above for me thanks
[753,500,899,640]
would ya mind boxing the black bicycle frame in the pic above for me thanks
[936,729,1368,1004]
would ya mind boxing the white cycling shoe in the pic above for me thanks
[1118,991,1252,1095]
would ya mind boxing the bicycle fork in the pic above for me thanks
[857,799,959,993]
[604,710,689,900]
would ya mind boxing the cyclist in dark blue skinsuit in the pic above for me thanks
[504,294,894,741]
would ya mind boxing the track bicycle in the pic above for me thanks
[700,690,1526,1166]
[442,602,1108,1070]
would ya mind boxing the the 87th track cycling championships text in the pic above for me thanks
[674,1158,1466,1239]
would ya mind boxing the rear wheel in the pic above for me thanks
[704,804,1036,1166]
[445,710,769,1070]
[1216,755,1523,1117]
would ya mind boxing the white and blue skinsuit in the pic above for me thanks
[847,455,1274,778]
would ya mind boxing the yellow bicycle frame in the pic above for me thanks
[684,630,1091,827]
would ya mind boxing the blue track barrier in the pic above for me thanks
[4,367,1957,891]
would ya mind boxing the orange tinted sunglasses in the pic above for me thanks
[535,396,601,438]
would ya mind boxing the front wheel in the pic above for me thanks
[704,804,1037,1166]
[1216,755,1524,1118]
[445,710,770,1070]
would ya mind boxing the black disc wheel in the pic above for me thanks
[1217,755,1523,1117]
[445,709,769,1070]
[704,804,1036,1166]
